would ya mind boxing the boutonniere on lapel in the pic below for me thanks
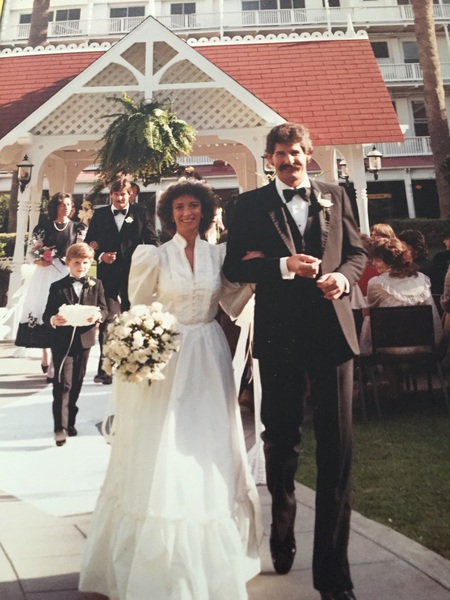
[316,193,333,221]
[83,278,96,290]
[124,216,134,224]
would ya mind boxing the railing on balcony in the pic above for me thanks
[108,16,145,34]
[379,63,450,84]
[372,137,432,158]
[7,4,450,43]
[49,20,83,37]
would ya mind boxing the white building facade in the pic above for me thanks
[1,0,447,221]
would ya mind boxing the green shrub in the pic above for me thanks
[385,218,450,248]
[0,233,27,259]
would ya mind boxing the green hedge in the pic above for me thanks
[0,233,27,259]
[386,218,450,249]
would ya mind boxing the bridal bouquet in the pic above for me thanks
[31,242,57,263]
[103,303,179,384]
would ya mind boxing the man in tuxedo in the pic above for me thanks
[43,243,108,446]
[86,178,158,383]
[223,123,366,600]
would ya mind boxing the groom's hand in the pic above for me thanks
[316,272,347,300]
[286,254,321,278]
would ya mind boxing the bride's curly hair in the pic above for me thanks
[158,180,218,238]
[372,237,418,279]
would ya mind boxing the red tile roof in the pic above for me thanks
[0,51,103,139]
[197,40,403,145]
[0,38,402,145]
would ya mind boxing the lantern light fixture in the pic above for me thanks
[17,155,34,193]
[365,145,383,180]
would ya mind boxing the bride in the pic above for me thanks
[79,180,261,600]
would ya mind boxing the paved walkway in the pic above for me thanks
[0,339,449,600]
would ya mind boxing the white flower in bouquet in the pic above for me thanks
[103,303,179,384]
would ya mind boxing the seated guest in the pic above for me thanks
[358,224,396,297]
[398,229,442,294]
[359,238,443,398]
[360,237,443,355]
[370,222,396,241]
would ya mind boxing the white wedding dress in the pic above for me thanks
[79,234,261,600]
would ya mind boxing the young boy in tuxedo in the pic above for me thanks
[43,243,108,446]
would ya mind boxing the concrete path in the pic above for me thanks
[0,340,449,599]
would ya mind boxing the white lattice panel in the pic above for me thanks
[153,41,178,74]
[84,62,138,87]
[160,59,213,84]
[121,43,146,75]
[154,88,264,130]
[31,91,144,136]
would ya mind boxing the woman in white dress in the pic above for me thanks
[79,181,261,600]
[15,193,87,376]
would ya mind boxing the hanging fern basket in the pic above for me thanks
[97,93,197,185]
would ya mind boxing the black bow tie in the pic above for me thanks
[70,276,87,284]
[113,208,127,216]
[283,188,309,203]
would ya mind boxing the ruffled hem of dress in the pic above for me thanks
[80,493,260,600]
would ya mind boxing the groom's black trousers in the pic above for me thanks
[258,351,353,593]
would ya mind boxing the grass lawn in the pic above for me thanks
[296,397,450,560]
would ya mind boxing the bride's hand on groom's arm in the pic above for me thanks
[242,250,265,260]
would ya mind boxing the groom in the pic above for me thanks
[86,178,158,383]
[223,123,366,600]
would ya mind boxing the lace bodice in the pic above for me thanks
[129,234,251,325]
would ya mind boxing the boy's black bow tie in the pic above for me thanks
[70,276,87,284]
[113,208,127,216]
[283,188,309,203]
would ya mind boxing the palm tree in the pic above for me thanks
[97,93,197,185]
[411,0,450,217]
[28,0,50,47]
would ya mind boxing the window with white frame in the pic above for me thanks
[412,101,429,137]
[110,6,146,19]
[50,9,81,22]
[371,42,389,59]
[402,41,419,64]
[242,1,305,9]
[170,3,196,15]
[323,0,340,7]
[109,6,145,33]
[397,0,439,4]
[48,8,81,35]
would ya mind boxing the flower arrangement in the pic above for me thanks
[78,199,94,225]
[103,303,179,384]
[31,242,57,263]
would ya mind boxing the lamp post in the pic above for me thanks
[17,155,34,192]
[365,145,383,180]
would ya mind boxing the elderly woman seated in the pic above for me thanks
[359,238,443,392]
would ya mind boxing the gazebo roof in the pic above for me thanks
[0,34,402,146]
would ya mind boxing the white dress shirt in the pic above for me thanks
[276,177,310,279]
